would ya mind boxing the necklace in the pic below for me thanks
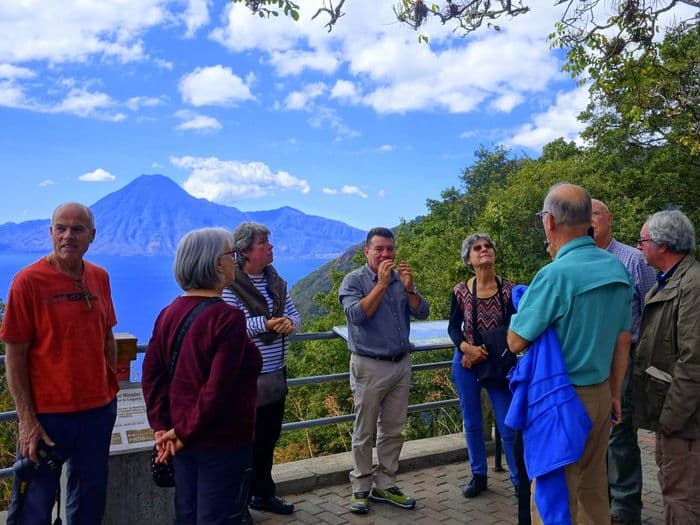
[45,255,92,310]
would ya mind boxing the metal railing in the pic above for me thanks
[0,331,501,479]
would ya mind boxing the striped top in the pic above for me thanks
[222,273,301,373]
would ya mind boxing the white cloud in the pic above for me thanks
[210,1,563,116]
[174,110,222,132]
[179,65,254,107]
[183,0,210,38]
[378,144,394,152]
[490,93,525,113]
[127,96,163,111]
[377,189,386,198]
[284,82,326,110]
[39,179,56,187]
[171,155,310,202]
[507,86,590,150]
[0,81,27,108]
[0,1,165,64]
[79,168,116,182]
[269,48,339,76]
[53,88,124,120]
[307,106,359,141]
[323,184,368,199]
[330,80,361,103]
[0,64,35,80]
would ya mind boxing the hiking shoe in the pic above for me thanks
[369,487,416,509]
[350,491,370,514]
[462,474,487,498]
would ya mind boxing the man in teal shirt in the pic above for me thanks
[507,183,632,525]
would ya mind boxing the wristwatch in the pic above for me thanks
[406,285,419,295]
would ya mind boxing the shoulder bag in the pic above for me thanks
[471,278,516,385]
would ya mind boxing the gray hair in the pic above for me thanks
[461,232,496,272]
[232,222,271,268]
[542,182,592,227]
[647,209,696,254]
[174,228,233,291]
[52,202,95,229]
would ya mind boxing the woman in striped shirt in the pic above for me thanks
[223,222,301,520]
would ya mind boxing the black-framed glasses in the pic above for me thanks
[637,238,652,245]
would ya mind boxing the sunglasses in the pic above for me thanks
[472,243,494,252]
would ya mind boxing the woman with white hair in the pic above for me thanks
[447,232,519,499]
[143,227,261,525]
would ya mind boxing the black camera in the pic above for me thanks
[12,443,64,480]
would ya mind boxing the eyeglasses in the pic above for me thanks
[637,238,652,245]
[472,243,494,252]
[535,210,552,220]
[219,250,236,259]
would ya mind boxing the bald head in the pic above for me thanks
[52,202,94,230]
[543,183,592,229]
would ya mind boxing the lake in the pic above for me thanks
[0,251,330,344]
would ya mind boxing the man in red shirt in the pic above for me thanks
[1,202,119,524]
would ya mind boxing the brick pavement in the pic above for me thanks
[254,430,664,525]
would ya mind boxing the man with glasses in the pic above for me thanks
[590,199,655,525]
[1,202,119,524]
[507,184,632,524]
[633,209,700,524]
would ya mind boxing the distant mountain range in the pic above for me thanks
[0,175,366,258]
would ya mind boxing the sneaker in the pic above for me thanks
[462,474,487,498]
[350,491,370,514]
[249,495,294,515]
[369,487,416,509]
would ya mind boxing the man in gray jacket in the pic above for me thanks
[634,209,700,524]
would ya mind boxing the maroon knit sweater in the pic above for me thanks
[142,296,262,449]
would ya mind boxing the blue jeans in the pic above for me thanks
[608,348,642,521]
[452,351,518,486]
[173,445,252,525]
[7,398,117,525]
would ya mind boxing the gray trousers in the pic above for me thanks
[348,353,411,493]
[656,433,700,525]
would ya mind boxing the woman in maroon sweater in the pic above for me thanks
[142,228,262,525]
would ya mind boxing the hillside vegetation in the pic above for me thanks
[277,23,699,463]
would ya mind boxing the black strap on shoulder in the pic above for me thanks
[168,297,222,380]
[470,278,507,345]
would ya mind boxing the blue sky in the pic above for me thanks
[0,0,594,231]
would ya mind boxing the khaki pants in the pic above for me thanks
[532,381,611,525]
[348,354,412,493]
[656,433,700,525]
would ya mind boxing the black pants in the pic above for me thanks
[250,397,286,499]
[514,429,531,525]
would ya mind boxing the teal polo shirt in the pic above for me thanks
[510,236,632,386]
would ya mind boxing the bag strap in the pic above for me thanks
[470,277,507,346]
[168,297,222,380]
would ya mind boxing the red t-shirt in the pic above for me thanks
[0,258,119,413]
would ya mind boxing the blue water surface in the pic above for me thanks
[0,251,329,344]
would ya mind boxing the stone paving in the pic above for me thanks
[253,431,664,525]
